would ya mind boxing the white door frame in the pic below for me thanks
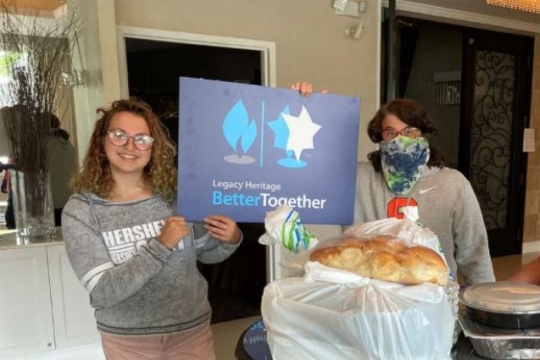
[116,26,282,282]
[116,26,276,98]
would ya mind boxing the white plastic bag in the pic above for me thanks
[343,216,461,343]
[261,261,455,360]
[258,205,318,253]
[258,205,319,276]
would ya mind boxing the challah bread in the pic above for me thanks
[310,235,448,286]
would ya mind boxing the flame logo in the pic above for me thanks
[222,100,322,168]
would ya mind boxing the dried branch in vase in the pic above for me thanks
[0,0,79,225]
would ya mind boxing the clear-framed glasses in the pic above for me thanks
[106,129,154,151]
[381,126,421,141]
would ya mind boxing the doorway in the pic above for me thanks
[388,17,533,257]
[461,30,532,256]
[122,36,268,324]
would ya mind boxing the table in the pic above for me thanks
[235,319,486,360]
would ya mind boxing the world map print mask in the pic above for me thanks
[380,135,430,195]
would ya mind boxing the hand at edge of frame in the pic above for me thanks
[290,81,328,97]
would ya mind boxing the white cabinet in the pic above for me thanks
[0,246,55,358]
[47,244,100,350]
[0,243,99,359]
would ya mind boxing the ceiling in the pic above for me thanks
[398,0,540,24]
[8,0,540,30]
[13,0,64,12]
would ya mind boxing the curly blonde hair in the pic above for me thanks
[71,99,177,202]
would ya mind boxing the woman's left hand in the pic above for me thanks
[204,215,242,244]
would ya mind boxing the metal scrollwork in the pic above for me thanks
[470,50,514,230]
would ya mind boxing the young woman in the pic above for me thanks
[62,99,241,359]
[356,99,495,284]
[293,82,494,284]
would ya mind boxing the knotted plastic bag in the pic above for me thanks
[262,214,459,359]
[258,205,318,253]
[262,261,455,360]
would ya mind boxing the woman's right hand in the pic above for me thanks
[290,81,328,97]
[158,216,189,250]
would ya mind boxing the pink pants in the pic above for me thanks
[100,323,216,360]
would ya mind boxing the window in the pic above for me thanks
[0,50,28,107]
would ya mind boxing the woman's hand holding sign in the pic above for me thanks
[204,215,242,244]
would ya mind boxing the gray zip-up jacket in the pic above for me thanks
[61,192,240,335]
[355,161,495,285]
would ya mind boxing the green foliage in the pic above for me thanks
[0,51,21,77]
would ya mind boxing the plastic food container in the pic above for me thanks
[458,307,540,359]
[459,281,540,329]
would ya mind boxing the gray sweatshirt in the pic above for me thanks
[355,161,495,285]
[61,192,240,335]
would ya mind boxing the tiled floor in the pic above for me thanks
[213,315,260,360]
[212,252,540,360]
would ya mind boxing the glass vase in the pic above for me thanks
[9,169,56,242]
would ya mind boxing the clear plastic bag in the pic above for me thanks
[343,215,447,267]
[261,216,459,359]
[344,216,461,343]
[261,262,455,360]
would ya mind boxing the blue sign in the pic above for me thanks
[178,77,359,224]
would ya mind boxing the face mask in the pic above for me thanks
[380,136,430,195]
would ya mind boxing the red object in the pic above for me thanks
[387,197,418,219]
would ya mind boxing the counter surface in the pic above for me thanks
[0,228,63,249]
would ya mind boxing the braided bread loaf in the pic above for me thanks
[310,235,448,286]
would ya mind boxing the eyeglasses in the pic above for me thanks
[381,126,421,141]
[106,129,154,151]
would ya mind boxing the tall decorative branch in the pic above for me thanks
[0,0,79,220]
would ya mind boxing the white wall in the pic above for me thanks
[69,0,119,164]
[115,0,380,162]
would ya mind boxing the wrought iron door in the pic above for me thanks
[461,31,532,257]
